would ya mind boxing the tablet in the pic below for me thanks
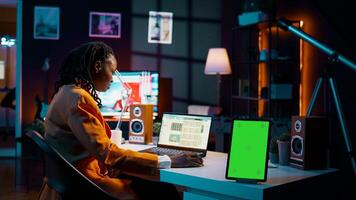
[226,119,270,182]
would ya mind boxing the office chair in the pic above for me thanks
[25,130,117,200]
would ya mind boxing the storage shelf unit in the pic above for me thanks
[230,20,301,122]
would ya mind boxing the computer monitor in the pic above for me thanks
[225,119,270,182]
[97,71,159,117]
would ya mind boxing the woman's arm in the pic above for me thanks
[67,95,159,175]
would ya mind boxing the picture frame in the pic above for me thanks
[34,6,60,40]
[89,12,121,38]
[148,11,173,44]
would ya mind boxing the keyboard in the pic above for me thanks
[142,147,201,157]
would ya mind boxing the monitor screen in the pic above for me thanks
[226,119,270,182]
[97,71,159,116]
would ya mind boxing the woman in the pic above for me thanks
[42,42,202,200]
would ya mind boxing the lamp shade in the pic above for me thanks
[204,48,232,75]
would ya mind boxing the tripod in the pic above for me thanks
[306,57,355,175]
[277,17,356,175]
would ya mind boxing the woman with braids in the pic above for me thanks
[41,42,202,200]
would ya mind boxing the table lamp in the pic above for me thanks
[204,48,232,109]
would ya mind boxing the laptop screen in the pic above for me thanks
[158,113,212,150]
[226,119,270,182]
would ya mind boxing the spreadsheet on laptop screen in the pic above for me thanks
[158,114,212,150]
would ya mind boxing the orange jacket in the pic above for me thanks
[45,85,158,199]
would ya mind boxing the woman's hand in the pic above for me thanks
[169,153,204,168]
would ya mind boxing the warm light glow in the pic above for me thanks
[205,48,232,75]
[258,30,269,117]
[299,20,304,115]
[258,31,263,117]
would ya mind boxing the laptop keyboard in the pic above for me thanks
[143,147,200,156]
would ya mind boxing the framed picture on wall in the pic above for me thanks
[34,6,60,40]
[89,12,121,38]
[148,11,173,44]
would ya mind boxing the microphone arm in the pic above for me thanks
[277,17,356,71]
[114,70,132,130]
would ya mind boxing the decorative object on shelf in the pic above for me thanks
[34,6,60,40]
[270,84,292,99]
[238,11,268,26]
[259,49,289,62]
[89,12,121,38]
[204,48,232,109]
[238,79,250,97]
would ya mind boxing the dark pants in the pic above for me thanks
[130,178,181,200]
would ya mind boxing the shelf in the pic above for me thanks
[232,95,269,101]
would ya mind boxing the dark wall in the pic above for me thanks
[0,7,16,36]
[22,0,131,124]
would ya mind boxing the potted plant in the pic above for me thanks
[277,133,291,165]
[269,136,279,164]
[152,121,161,145]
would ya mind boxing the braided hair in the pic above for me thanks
[54,41,114,106]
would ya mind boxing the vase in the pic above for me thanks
[277,140,290,165]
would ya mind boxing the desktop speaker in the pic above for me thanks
[290,116,328,170]
[129,104,153,144]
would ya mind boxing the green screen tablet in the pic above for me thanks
[226,119,270,182]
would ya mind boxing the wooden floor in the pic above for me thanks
[0,158,43,200]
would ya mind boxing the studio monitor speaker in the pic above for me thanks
[129,104,153,144]
[290,116,328,170]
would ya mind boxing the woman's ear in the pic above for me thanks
[94,61,102,74]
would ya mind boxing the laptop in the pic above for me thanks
[225,119,270,183]
[141,113,212,157]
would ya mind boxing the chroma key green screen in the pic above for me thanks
[226,120,270,181]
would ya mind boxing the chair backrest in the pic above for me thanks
[26,130,116,200]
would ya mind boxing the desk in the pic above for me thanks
[122,143,338,200]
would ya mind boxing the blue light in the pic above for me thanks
[1,36,16,47]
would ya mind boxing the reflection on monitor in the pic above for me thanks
[98,71,159,116]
